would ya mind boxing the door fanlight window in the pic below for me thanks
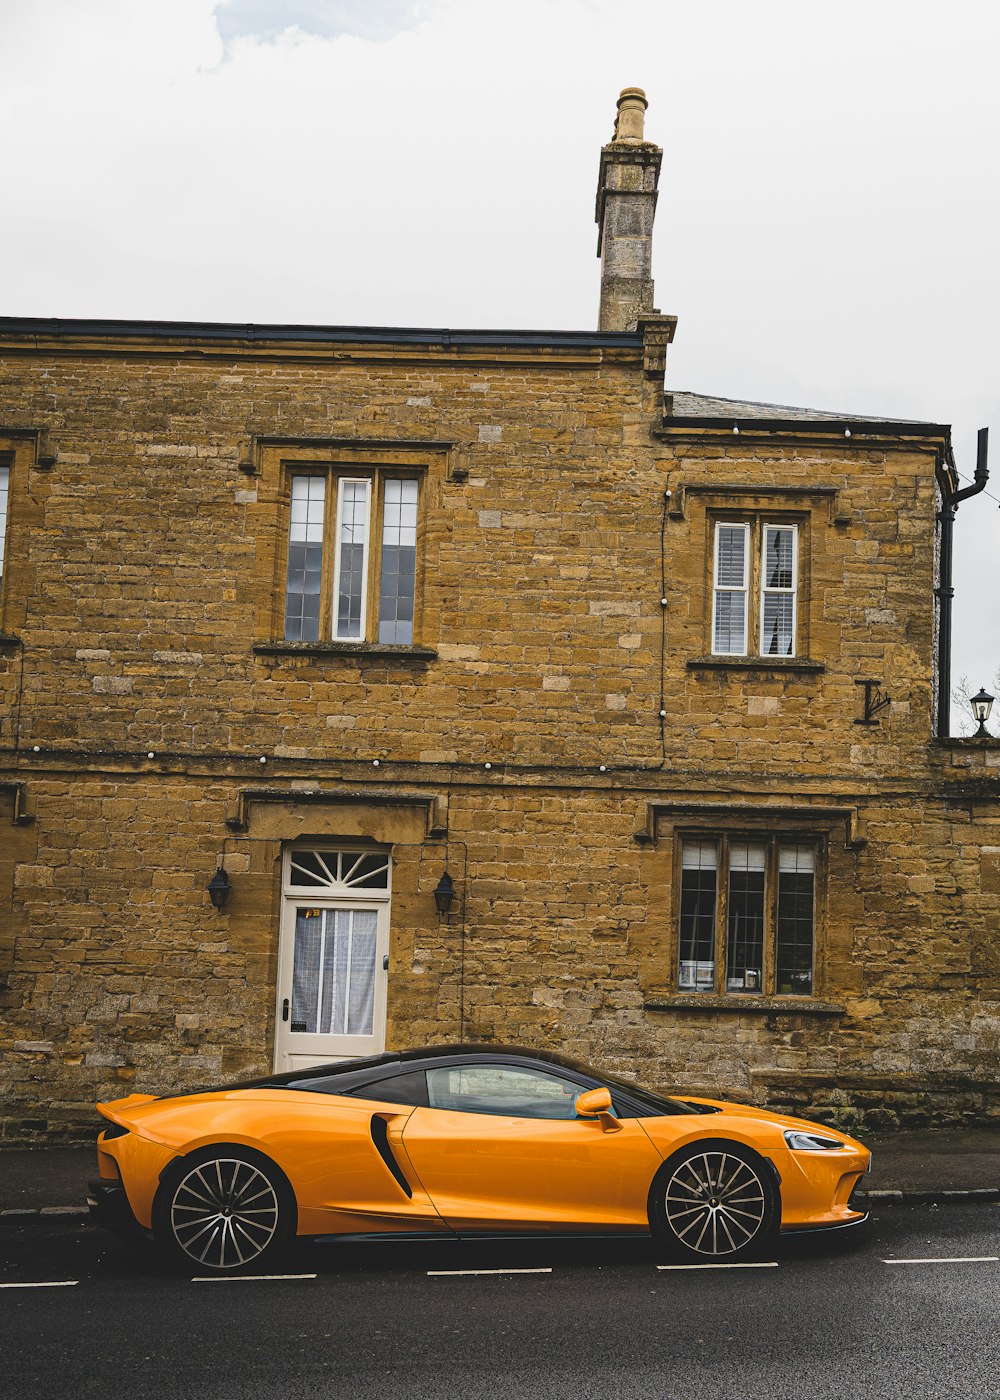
[288,849,390,891]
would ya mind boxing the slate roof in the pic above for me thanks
[667,390,925,427]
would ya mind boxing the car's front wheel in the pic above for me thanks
[649,1141,777,1263]
[153,1147,296,1273]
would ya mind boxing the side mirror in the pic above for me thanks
[575,1087,621,1132]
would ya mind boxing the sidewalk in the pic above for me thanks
[1,1128,998,1216]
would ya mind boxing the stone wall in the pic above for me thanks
[0,323,997,1139]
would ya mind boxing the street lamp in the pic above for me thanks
[971,687,995,738]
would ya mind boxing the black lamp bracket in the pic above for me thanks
[855,679,891,726]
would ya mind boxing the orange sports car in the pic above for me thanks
[88,1045,870,1272]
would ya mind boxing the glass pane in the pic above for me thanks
[290,898,381,1040]
[779,845,815,874]
[290,908,324,1032]
[777,845,815,995]
[762,594,794,655]
[342,852,391,888]
[713,591,746,655]
[284,476,325,642]
[378,479,418,644]
[679,841,717,991]
[726,842,766,991]
[346,909,377,1035]
[288,850,339,888]
[335,480,370,639]
[426,1065,582,1119]
[715,525,746,587]
[765,527,795,589]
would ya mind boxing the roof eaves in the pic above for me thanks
[0,315,642,351]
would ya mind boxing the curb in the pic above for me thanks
[858,1188,1000,1204]
[1,1207,90,1219]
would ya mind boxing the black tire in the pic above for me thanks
[649,1140,778,1263]
[152,1146,296,1273]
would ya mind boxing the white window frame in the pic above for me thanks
[711,522,750,656]
[331,477,372,643]
[711,518,801,659]
[0,462,9,600]
[758,522,798,659]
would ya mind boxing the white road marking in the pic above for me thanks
[427,1267,554,1277]
[656,1262,779,1271]
[883,1256,999,1265]
[0,1280,80,1289]
[191,1273,318,1282]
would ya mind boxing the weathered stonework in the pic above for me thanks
[0,313,996,1143]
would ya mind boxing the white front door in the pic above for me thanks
[274,847,391,1071]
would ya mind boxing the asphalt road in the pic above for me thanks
[1,1205,998,1400]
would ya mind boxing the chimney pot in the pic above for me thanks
[614,87,648,143]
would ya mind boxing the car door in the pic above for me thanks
[398,1062,663,1231]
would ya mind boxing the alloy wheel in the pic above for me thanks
[662,1149,768,1257]
[169,1156,280,1269]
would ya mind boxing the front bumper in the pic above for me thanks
[781,1210,869,1236]
[87,1179,149,1243]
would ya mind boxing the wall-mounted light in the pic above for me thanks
[433,870,455,917]
[207,865,231,912]
[971,687,995,737]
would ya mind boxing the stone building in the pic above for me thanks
[1,90,997,1140]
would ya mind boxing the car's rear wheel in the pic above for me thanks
[153,1147,296,1273]
[649,1141,777,1263]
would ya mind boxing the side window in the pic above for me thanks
[426,1064,584,1119]
[712,518,799,658]
[284,469,420,645]
[347,1071,428,1107]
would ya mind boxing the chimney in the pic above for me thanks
[595,88,662,332]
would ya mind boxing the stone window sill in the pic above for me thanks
[254,641,437,662]
[644,993,844,1017]
[687,656,825,674]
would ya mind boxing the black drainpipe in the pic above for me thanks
[936,426,989,737]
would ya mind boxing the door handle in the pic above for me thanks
[382,955,389,971]
[282,998,289,1022]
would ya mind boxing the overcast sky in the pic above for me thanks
[2,0,998,720]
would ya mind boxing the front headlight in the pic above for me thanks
[784,1129,847,1151]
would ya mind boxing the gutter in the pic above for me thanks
[0,315,642,351]
[936,428,989,738]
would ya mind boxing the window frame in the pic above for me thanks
[0,442,27,635]
[282,463,423,647]
[710,514,802,659]
[0,454,10,606]
[674,831,822,998]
